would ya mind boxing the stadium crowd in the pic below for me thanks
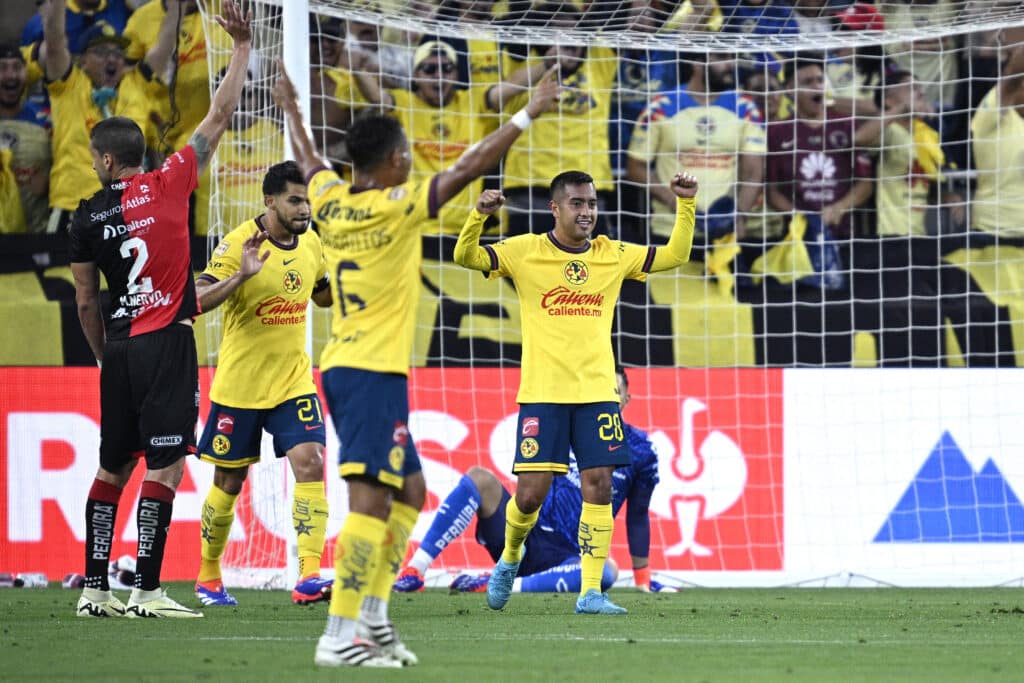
[1,0,1023,367]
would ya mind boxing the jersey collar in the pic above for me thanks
[546,231,591,254]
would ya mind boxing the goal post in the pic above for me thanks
[193,0,1024,589]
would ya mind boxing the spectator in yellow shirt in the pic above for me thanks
[40,0,181,231]
[0,44,51,233]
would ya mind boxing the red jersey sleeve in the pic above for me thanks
[159,145,199,200]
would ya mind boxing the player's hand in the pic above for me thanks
[543,44,583,75]
[476,189,505,215]
[822,203,846,226]
[239,230,270,280]
[524,64,562,119]
[272,58,299,111]
[215,0,253,46]
[669,172,698,199]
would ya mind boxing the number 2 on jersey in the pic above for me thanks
[335,260,367,318]
[120,236,153,294]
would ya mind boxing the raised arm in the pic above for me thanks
[454,189,504,271]
[40,0,71,82]
[435,65,560,206]
[143,0,184,81]
[273,59,330,179]
[349,49,394,110]
[649,172,698,272]
[188,0,252,171]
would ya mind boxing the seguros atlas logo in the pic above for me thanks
[563,260,589,285]
[283,270,303,293]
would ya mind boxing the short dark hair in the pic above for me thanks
[346,114,406,171]
[786,53,825,83]
[550,170,594,200]
[262,160,305,196]
[90,116,145,168]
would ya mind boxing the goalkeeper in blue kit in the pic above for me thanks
[394,367,678,594]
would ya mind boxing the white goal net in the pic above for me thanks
[194,0,1024,589]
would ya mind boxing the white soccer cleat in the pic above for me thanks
[76,588,127,617]
[314,635,402,668]
[356,620,419,666]
[125,588,204,618]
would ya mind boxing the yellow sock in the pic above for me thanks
[292,481,329,579]
[328,513,386,619]
[197,485,238,583]
[578,501,613,595]
[365,501,419,601]
[501,497,539,564]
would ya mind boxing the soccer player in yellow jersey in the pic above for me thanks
[273,58,559,668]
[453,169,699,615]
[192,161,334,607]
[40,0,181,230]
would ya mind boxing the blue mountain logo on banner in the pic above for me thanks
[875,431,1024,543]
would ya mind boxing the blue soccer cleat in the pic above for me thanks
[449,572,490,593]
[392,566,425,593]
[486,558,519,610]
[575,589,628,615]
[194,581,238,607]
[292,575,332,605]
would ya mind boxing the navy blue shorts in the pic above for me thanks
[196,393,326,467]
[513,402,630,475]
[475,486,580,577]
[321,367,422,489]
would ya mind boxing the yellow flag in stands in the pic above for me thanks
[706,232,741,298]
[913,118,945,178]
[749,212,816,285]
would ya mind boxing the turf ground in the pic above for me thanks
[1,584,1022,682]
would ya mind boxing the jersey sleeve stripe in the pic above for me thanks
[427,175,440,219]
[642,246,656,273]
[313,275,330,293]
[483,245,498,272]
[197,273,219,284]
[305,165,331,184]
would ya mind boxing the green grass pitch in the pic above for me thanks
[2,584,1022,681]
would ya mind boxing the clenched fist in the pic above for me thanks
[669,172,699,199]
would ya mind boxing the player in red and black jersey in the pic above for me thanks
[67,0,253,620]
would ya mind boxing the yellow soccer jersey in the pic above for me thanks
[485,233,654,404]
[392,87,497,234]
[200,218,328,409]
[125,3,225,152]
[876,121,930,237]
[309,168,437,375]
[46,65,154,210]
[971,86,1024,237]
[211,119,284,233]
[502,47,618,191]
[325,66,371,110]
[628,88,765,237]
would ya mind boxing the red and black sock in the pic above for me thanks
[135,481,175,592]
[84,479,122,591]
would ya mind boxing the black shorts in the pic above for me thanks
[100,323,199,471]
